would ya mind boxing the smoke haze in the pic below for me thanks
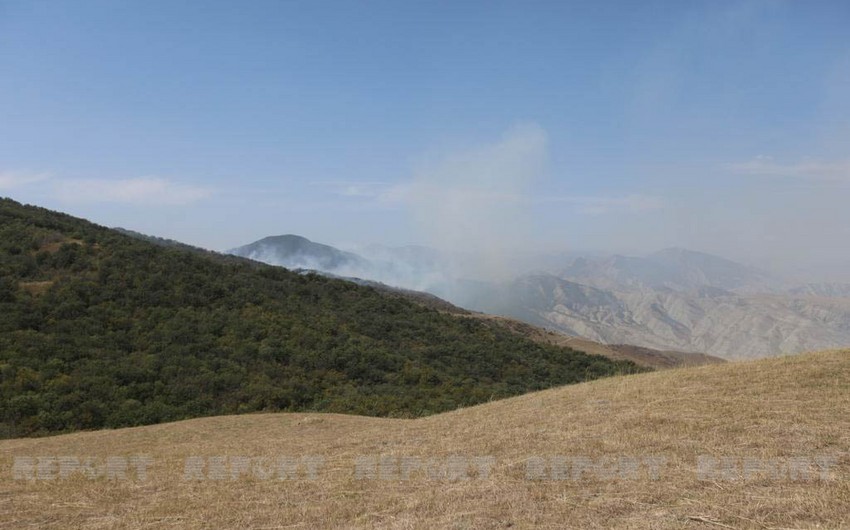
[401,123,547,281]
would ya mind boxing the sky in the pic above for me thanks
[1,1,849,279]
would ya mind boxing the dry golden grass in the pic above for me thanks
[2,350,848,529]
[34,236,85,255]
[17,280,55,296]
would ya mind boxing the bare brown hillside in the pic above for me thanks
[468,313,725,369]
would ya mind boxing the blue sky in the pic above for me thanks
[1,1,849,277]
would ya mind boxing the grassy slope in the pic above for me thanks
[2,349,848,529]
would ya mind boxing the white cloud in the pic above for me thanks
[53,177,212,205]
[726,156,850,182]
[0,170,50,190]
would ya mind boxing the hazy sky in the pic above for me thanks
[1,1,849,278]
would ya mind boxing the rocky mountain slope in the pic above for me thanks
[463,273,850,359]
[501,250,850,359]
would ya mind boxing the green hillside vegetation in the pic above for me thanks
[0,198,642,438]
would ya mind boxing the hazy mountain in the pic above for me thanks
[787,282,850,298]
[229,234,370,272]
[230,234,850,360]
[561,247,779,293]
[230,237,462,294]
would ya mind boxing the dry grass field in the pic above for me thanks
[2,350,848,529]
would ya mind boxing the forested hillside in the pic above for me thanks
[0,198,640,438]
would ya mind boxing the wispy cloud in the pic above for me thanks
[54,177,213,205]
[726,156,850,182]
[315,180,394,199]
[0,170,50,190]
[378,185,661,215]
[538,194,664,215]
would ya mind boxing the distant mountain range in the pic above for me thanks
[230,235,850,359]
[560,247,778,293]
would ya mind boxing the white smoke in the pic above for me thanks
[403,123,548,281]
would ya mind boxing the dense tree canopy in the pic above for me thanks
[0,198,642,438]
